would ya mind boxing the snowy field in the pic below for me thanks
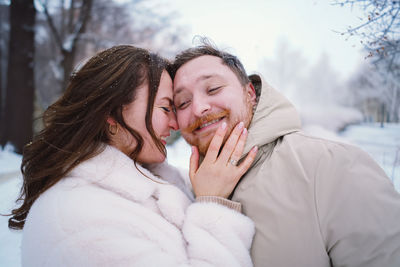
[1,123,399,266]
[340,123,400,190]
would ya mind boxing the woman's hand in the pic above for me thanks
[189,121,258,198]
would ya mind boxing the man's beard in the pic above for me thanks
[181,98,255,156]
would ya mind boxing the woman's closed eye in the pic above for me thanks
[160,106,171,112]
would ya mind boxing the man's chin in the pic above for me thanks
[181,134,213,157]
[197,139,213,156]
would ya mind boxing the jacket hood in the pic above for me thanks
[241,74,302,158]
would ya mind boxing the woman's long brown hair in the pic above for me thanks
[8,45,169,230]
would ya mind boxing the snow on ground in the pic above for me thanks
[0,147,23,267]
[339,123,400,191]
[0,123,399,266]
[0,145,23,174]
[300,105,363,132]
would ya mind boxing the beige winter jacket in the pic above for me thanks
[232,74,400,267]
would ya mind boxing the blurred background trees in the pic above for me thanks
[0,0,187,153]
[0,0,35,153]
[1,0,399,154]
[335,0,400,124]
[260,1,400,130]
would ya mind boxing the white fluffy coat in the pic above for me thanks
[22,145,254,267]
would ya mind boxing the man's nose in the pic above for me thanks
[192,96,210,117]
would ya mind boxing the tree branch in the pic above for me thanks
[38,0,64,52]
[67,0,92,52]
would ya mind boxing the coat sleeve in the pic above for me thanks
[183,202,255,267]
[42,200,254,267]
[315,143,400,267]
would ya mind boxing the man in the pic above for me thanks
[171,43,400,267]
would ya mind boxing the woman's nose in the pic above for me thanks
[169,112,178,131]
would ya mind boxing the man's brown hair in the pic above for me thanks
[170,38,250,86]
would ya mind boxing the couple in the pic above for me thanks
[9,43,400,267]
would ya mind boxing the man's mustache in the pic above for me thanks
[182,110,230,133]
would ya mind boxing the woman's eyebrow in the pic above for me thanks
[158,97,173,105]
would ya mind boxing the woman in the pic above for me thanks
[8,45,258,266]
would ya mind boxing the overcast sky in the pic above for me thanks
[152,0,367,79]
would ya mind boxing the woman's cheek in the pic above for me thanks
[152,110,164,133]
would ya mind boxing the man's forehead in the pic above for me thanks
[179,54,223,70]
[173,56,231,94]
[173,73,224,96]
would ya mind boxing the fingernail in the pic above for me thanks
[242,128,247,135]
[221,122,227,130]
[238,121,244,129]
[191,146,195,153]
[252,146,258,152]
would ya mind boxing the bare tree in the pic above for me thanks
[259,40,345,108]
[347,61,400,123]
[38,0,93,90]
[34,0,187,109]
[1,0,36,152]
[259,38,309,102]
[335,0,399,65]
[0,2,9,146]
[335,0,400,122]
[348,63,385,122]
[0,35,3,137]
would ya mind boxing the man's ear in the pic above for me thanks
[246,82,257,105]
